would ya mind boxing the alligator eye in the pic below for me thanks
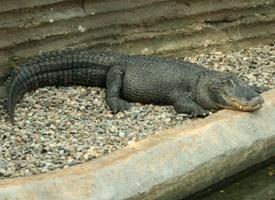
[220,80,233,87]
[211,78,234,89]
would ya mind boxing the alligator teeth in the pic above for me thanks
[239,105,243,109]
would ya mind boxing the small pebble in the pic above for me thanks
[119,132,126,138]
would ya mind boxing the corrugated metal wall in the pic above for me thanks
[0,0,275,80]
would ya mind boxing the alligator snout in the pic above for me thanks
[233,95,264,112]
[249,95,264,105]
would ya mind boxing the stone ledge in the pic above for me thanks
[0,89,275,200]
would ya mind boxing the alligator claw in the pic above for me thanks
[189,110,211,118]
[107,98,132,113]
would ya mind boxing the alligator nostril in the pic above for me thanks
[251,96,264,105]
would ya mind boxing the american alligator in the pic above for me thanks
[5,49,264,124]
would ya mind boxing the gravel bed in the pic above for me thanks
[0,44,274,179]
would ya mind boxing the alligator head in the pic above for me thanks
[208,73,264,112]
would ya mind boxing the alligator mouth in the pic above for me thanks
[219,95,264,112]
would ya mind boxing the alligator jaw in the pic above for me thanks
[220,95,264,112]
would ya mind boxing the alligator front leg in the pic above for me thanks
[106,65,132,112]
[173,92,210,117]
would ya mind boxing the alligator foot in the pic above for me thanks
[106,97,132,113]
[188,109,211,118]
[173,91,211,118]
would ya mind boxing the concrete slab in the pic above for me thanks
[0,89,275,200]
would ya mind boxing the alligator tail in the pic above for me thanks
[6,49,111,124]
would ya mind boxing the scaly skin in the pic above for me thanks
[5,49,264,124]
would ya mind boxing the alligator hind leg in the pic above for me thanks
[173,92,210,117]
[106,65,132,113]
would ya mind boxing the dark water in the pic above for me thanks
[185,159,275,200]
